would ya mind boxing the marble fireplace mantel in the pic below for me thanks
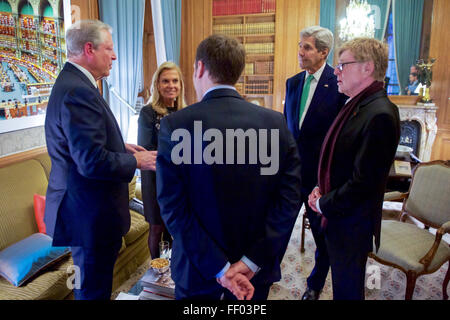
[397,103,438,162]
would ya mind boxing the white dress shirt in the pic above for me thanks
[203,84,237,98]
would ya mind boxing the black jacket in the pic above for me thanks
[319,90,400,252]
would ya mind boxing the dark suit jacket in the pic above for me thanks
[156,88,302,295]
[284,64,347,195]
[44,62,137,248]
[319,90,400,253]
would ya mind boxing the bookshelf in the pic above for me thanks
[212,0,276,109]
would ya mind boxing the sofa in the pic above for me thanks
[0,147,150,299]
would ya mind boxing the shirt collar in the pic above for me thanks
[67,61,98,88]
[203,84,237,99]
[307,61,326,82]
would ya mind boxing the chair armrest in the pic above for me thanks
[419,220,450,269]
[440,221,450,234]
[383,191,408,201]
[382,201,403,221]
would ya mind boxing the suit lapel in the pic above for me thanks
[308,65,333,113]
[302,65,333,126]
[291,73,305,135]
[64,63,125,147]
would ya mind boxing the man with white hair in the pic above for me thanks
[284,26,347,300]
[44,20,156,299]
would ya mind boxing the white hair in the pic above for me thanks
[300,26,334,57]
[66,20,112,58]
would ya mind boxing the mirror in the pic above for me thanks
[332,0,433,96]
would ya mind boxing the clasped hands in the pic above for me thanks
[308,187,329,229]
[125,143,157,171]
[217,261,255,300]
[308,186,322,214]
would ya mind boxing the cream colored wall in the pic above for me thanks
[0,127,46,157]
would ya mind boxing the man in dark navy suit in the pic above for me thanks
[44,20,156,300]
[284,26,347,300]
[157,34,302,300]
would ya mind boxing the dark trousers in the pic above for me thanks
[304,200,330,292]
[325,237,369,300]
[176,281,272,301]
[70,241,122,300]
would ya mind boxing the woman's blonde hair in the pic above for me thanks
[149,61,187,115]
[338,37,388,82]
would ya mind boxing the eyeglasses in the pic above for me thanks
[335,61,361,72]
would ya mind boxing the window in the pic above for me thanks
[384,11,400,95]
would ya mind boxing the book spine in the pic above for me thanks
[143,288,174,299]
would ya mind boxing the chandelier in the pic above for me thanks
[339,0,375,41]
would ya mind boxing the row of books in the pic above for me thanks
[1,104,47,119]
[0,14,15,27]
[213,22,275,35]
[245,60,274,75]
[0,27,15,36]
[0,38,16,47]
[244,42,274,55]
[213,0,276,16]
[245,79,273,94]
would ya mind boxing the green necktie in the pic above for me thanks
[299,74,314,124]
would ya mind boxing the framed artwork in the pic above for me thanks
[0,0,69,133]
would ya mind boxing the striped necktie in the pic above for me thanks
[299,74,314,124]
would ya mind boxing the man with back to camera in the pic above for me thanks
[284,26,347,300]
[44,20,156,300]
[156,34,302,300]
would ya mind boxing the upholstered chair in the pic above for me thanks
[369,160,450,300]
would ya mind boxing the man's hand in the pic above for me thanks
[308,187,322,213]
[217,272,254,300]
[125,143,146,154]
[226,260,255,281]
[134,150,157,171]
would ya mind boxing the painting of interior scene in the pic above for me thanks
[0,0,65,123]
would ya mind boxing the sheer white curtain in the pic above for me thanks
[151,0,167,66]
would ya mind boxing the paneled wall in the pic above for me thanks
[273,0,319,112]
[70,0,99,21]
[140,0,157,101]
[429,0,450,160]
[180,0,212,105]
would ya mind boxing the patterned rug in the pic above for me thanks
[113,207,449,300]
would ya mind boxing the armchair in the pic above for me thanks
[369,160,450,300]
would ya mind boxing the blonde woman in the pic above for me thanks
[138,61,186,259]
